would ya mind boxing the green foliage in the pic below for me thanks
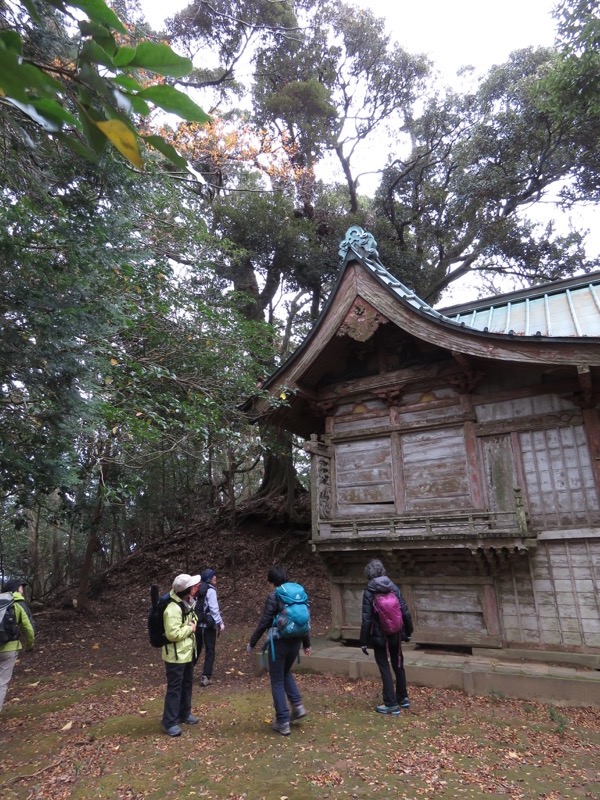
[0,0,210,169]
[534,1,600,201]
[3,0,600,598]
[0,104,276,590]
[0,155,129,499]
[374,48,598,301]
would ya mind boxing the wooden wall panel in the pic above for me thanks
[335,437,395,517]
[496,540,600,649]
[334,415,390,433]
[519,425,600,527]
[397,404,464,426]
[341,584,363,627]
[476,393,575,424]
[334,399,388,416]
[414,585,487,634]
[480,434,519,515]
[401,427,472,511]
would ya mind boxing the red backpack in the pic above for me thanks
[373,591,403,635]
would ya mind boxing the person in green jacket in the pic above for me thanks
[0,578,35,713]
[161,573,200,737]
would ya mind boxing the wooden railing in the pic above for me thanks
[320,507,531,541]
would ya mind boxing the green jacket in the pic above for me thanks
[162,591,197,664]
[0,591,35,653]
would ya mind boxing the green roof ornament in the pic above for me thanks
[338,226,379,263]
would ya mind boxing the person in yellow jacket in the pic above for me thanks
[0,578,35,713]
[161,573,200,737]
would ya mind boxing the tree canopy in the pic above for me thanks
[2,0,600,603]
[0,0,210,168]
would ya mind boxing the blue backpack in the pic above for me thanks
[272,582,310,640]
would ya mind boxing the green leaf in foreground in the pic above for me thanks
[69,0,127,35]
[0,30,23,54]
[128,42,193,78]
[137,85,211,122]
[143,135,188,168]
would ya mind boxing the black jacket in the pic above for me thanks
[249,589,311,650]
[359,576,413,648]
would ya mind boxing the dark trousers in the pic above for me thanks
[268,637,303,723]
[162,660,194,728]
[373,633,407,707]
[197,626,217,679]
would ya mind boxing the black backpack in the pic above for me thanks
[194,582,215,629]
[147,585,184,648]
[0,592,19,645]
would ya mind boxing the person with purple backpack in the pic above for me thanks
[359,559,413,715]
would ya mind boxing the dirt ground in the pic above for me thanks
[21,521,333,682]
[3,524,600,800]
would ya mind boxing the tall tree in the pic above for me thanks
[535,0,600,201]
[374,48,597,302]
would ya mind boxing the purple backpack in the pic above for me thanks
[373,591,403,635]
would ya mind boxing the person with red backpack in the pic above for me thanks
[359,559,413,716]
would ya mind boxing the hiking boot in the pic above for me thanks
[271,719,291,735]
[290,704,307,721]
[375,704,401,716]
[200,675,211,687]
[162,723,182,736]
[180,714,199,724]
[399,697,410,709]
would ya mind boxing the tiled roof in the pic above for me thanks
[340,227,600,339]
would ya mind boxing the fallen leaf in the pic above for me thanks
[61,721,74,731]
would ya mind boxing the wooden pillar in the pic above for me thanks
[460,393,485,508]
[582,407,600,497]
[330,582,344,638]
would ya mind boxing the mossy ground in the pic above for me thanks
[2,639,600,800]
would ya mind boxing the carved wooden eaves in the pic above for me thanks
[337,297,389,342]
[373,387,405,407]
[306,399,338,417]
[448,351,486,393]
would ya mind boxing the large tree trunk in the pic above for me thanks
[255,427,307,524]
[75,495,104,611]
[27,502,42,601]
[76,442,110,611]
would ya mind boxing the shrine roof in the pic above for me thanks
[245,228,600,435]
[341,227,600,339]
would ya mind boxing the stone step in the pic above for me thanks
[253,638,600,708]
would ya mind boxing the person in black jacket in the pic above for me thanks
[246,565,311,735]
[359,558,413,715]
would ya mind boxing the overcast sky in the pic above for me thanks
[351,0,558,78]
[143,0,559,78]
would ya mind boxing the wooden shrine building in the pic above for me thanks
[249,227,600,657]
